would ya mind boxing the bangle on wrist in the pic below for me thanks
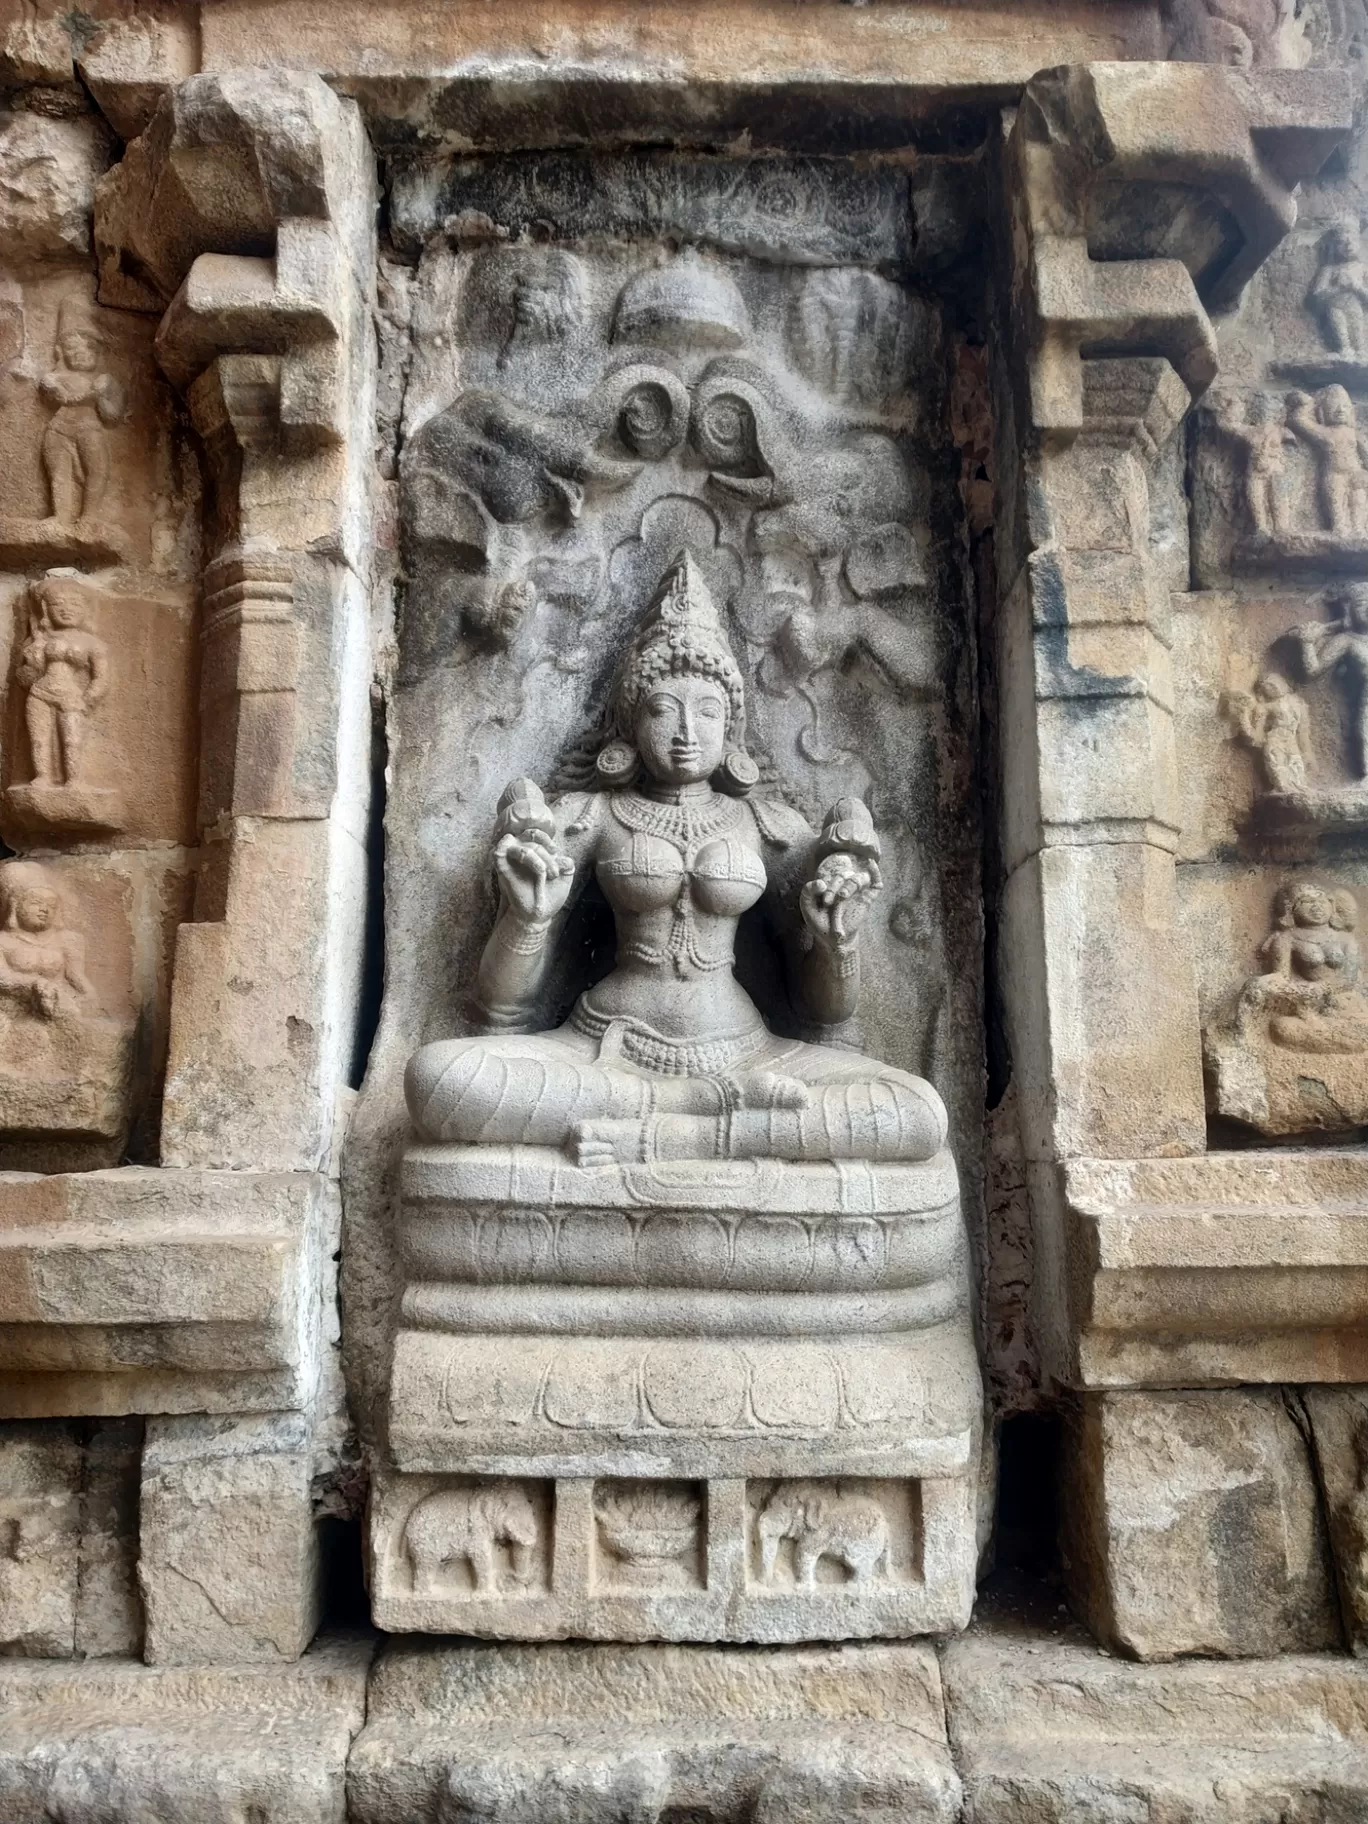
[498,914,552,956]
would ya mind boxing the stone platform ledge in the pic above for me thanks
[0,1167,333,1418]
[944,1622,1368,1820]
[0,1632,373,1824]
[1052,1150,1368,1388]
[347,1637,962,1823]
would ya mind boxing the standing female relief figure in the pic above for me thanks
[406,550,947,1166]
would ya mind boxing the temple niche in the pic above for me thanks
[361,172,985,1641]
[11,1,1368,1817]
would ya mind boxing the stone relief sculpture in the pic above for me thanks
[405,551,947,1168]
[499,251,586,368]
[1165,0,1303,64]
[594,1482,702,1587]
[1309,226,1368,359]
[403,1483,542,1596]
[1287,386,1368,538]
[1232,587,1368,835]
[39,297,127,536]
[1224,672,1312,793]
[0,859,132,1159]
[1205,880,1368,1134]
[377,229,981,1645]
[0,293,132,566]
[1294,586,1368,779]
[1203,385,1368,571]
[1211,391,1297,538]
[0,860,95,1024]
[6,572,125,834]
[754,1481,893,1587]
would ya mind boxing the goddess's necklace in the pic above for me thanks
[611,788,743,849]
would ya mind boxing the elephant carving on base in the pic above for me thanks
[755,1480,893,1587]
[404,1481,541,1595]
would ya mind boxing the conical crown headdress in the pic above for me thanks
[610,550,747,743]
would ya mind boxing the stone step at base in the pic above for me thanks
[3,1622,1368,1820]
[0,1633,373,1824]
[346,1637,962,1823]
[945,1624,1368,1822]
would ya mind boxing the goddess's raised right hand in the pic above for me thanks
[493,829,575,925]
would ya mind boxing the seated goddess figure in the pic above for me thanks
[406,551,947,1166]
[1237,880,1368,1055]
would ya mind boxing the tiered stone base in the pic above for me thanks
[375,1143,983,1642]
[4,1621,1368,1819]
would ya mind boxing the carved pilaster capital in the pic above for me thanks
[93,69,368,446]
[1005,60,1351,437]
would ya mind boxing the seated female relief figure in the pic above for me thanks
[406,551,947,1167]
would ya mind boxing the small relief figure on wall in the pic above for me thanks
[0,295,131,567]
[498,251,586,368]
[5,573,125,835]
[1211,391,1297,539]
[1293,584,1368,780]
[1204,384,1368,576]
[405,550,948,1167]
[0,860,132,1160]
[1309,226,1368,360]
[0,861,94,1024]
[753,1481,894,1588]
[402,1482,544,1597]
[1205,879,1368,1137]
[38,297,128,552]
[1286,386,1368,538]
[1224,671,1312,794]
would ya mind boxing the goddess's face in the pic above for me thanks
[10,888,57,933]
[1293,886,1332,929]
[634,676,729,786]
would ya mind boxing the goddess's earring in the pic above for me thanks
[596,740,639,788]
[714,750,759,797]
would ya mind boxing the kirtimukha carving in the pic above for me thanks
[754,1481,893,1588]
[1205,880,1368,1135]
[6,572,125,834]
[0,860,132,1158]
[1309,226,1368,360]
[405,552,946,1167]
[403,1482,543,1597]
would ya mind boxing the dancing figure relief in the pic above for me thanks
[405,551,947,1168]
